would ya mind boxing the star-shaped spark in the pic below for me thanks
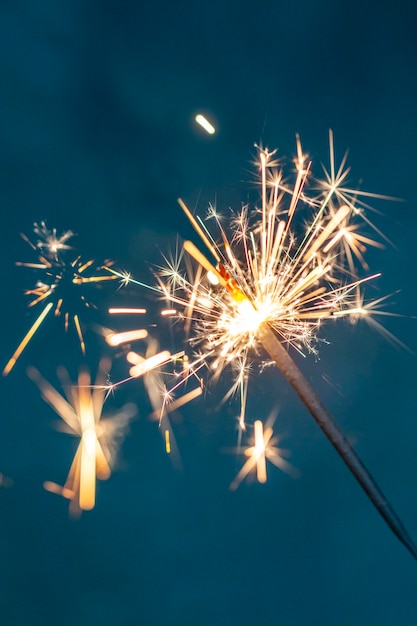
[28,357,136,515]
[3,222,119,376]
[230,419,297,490]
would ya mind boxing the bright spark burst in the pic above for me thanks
[149,133,394,421]
[3,223,119,376]
[229,419,296,490]
[27,358,136,516]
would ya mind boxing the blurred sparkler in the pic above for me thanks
[3,222,119,376]
[27,357,136,516]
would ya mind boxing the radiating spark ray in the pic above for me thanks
[303,205,351,261]
[2,301,54,376]
[105,267,161,293]
[43,481,74,499]
[73,315,85,355]
[106,329,148,347]
[183,240,227,286]
[108,308,147,314]
[129,350,175,378]
[149,386,203,421]
[178,199,221,263]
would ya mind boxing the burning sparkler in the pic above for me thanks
[119,132,416,560]
[27,358,136,515]
[3,222,119,376]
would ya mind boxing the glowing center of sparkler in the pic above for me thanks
[233,298,265,335]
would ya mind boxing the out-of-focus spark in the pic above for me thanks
[105,307,204,464]
[230,419,296,490]
[3,302,54,376]
[3,223,119,376]
[149,386,203,419]
[129,350,175,378]
[108,307,147,314]
[195,114,216,135]
[164,429,171,453]
[106,328,149,347]
[32,221,75,257]
[333,287,412,352]
[27,358,136,515]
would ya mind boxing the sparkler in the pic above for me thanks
[136,133,417,560]
[27,358,136,515]
[3,222,119,376]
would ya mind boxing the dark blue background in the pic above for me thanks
[1,2,417,624]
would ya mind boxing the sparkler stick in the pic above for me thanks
[257,321,417,561]
[109,134,415,559]
[179,235,417,557]
[147,132,417,561]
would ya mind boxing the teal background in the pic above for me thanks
[1,2,417,624]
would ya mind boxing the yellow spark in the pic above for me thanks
[129,350,174,378]
[253,420,267,483]
[230,419,296,490]
[108,307,147,314]
[195,114,216,135]
[106,328,148,347]
[165,430,171,454]
[27,359,135,515]
[149,386,203,421]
